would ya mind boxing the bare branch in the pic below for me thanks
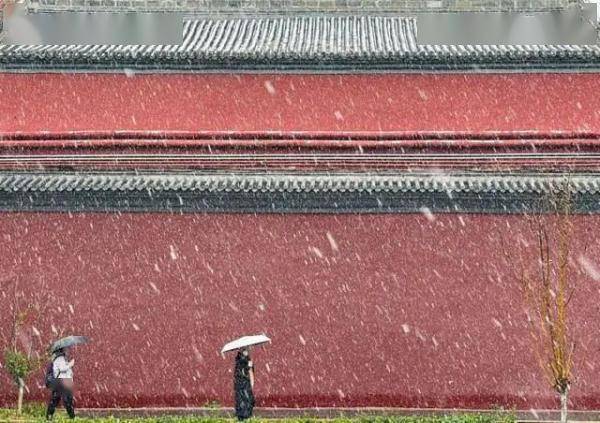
[511,181,577,402]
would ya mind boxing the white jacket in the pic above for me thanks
[53,356,73,379]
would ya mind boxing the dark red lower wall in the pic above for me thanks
[0,212,599,409]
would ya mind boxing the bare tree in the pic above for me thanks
[518,183,576,423]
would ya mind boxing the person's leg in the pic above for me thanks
[248,389,255,418]
[62,388,75,419]
[235,387,243,420]
[238,388,252,420]
[45,388,61,420]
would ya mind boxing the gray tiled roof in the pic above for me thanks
[181,16,418,57]
[1,15,600,70]
[1,171,597,213]
[0,16,418,63]
[25,0,575,13]
[0,171,597,194]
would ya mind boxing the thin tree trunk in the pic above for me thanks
[17,380,24,415]
[560,387,569,423]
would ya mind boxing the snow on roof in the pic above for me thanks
[1,171,597,194]
[25,0,574,13]
[0,171,597,213]
[1,15,600,71]
[180,16,419,56]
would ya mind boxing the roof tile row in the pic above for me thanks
[1,15,599,70]
[1,172,597,194]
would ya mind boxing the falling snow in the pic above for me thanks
[1,9,599,416]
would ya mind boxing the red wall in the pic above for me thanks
[2,73,600,135]
[2,72,600,409]
[0,212,599,409]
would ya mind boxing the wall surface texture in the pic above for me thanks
[1,73,600,135]
[1,72,599,409]
[0,212,598,409]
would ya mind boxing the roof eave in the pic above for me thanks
[0,170,598,214]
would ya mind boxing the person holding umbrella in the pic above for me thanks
[221,334,270,421]
[45,336,88,420]
[234,348,255,421]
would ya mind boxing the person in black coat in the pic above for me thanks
[234,348,255,421]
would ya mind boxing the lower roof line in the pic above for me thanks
[2,130,600,149]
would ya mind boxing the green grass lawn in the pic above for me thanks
[0,405,516,423]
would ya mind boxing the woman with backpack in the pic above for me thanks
[45,347,75,420]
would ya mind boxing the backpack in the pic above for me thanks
[44,360,56,389]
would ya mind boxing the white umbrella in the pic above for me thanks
[221,334,271,354]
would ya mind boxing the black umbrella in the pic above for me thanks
[50,336,89,353]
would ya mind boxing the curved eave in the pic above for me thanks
[0,58,600,73]
[0,171,599,213]
[3,49,600,72]
[3,15,599,71]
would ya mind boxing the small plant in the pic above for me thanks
[1,276,49,414]
[203,400,222,409]
[3,348,42,413]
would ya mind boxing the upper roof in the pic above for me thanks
[180,16,418,57]
[24,0,575,14]
[1,14,600,71]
